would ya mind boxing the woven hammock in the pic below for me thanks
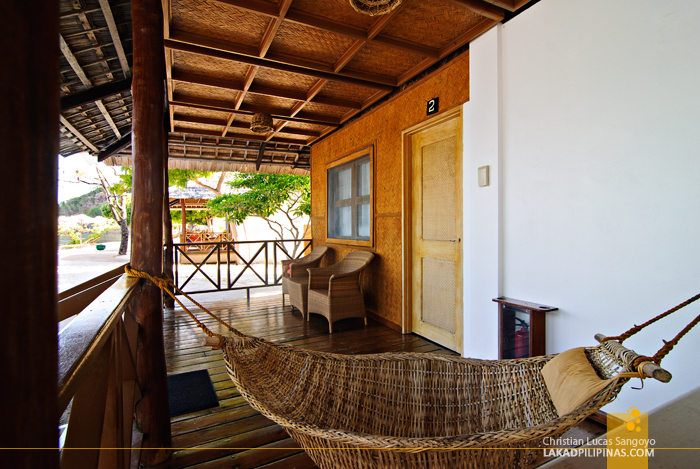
[126,266,697,469]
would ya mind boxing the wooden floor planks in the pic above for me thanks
[154,292,457,469]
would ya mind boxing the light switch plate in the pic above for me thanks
[478,165,490,187]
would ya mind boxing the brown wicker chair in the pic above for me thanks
[282,246,330,318]
[307,251,374,333]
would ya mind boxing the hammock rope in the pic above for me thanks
[125,265,245,349]
[600,291,700,366]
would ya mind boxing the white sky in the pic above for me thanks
[57,152,122,202]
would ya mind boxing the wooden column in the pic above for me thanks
[163,138,175,308]
[180,199,187,243]
[0,3,59,468]
[130,0,171,465]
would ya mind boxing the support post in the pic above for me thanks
[180,199,187,244]
[163,136,175,308]
[0,3,59,468]
[130,0,171,464]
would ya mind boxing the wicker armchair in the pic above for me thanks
[306,251,375,333]
[282,246,330,318]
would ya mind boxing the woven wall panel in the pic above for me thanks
[172,0,268,48]
[292,0,376,30]
[381,1,482,48]
[344,42,426,80]
[421,258,456,333]
[310,53,470,327]
[421,137,457,241]
[270,21,355,65]
[173,51,250,82]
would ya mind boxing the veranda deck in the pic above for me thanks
[155,292,458,469]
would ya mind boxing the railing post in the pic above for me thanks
[130,0,171,464]
[1,2,59,468]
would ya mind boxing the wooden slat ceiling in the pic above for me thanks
[58,0,534,174]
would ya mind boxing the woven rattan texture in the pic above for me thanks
[254,67,320,95]
[422,258,457,333]
[292,0,376,30]
[270,21,355,65]
[310,54,469,327]
[316,80,378,104]
[174,106,231,120]
[300,102,348,119]
[381,1,483,48]
[174,81,240,104]
[345,41,426,80]
[222,334,633,469]
[243,93,296,114]
[171,0,268,48]
[422,137,457,240]
[173,50,250,82]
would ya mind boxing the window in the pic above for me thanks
[327,146,373,245]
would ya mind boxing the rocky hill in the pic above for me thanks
[58,188,108,216]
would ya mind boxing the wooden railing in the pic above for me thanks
[58,263,128,323]
[58,275,141,469]
[172,238,312,296]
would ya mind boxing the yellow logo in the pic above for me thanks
[607,406,653,469]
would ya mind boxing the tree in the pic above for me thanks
[207,173,310,256]
[95,166,131,255]
[169,169,228,196]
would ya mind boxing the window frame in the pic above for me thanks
[326,145,374,247]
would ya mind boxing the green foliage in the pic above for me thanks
[168,169,216,190]
[86,206,102,217]
[170,210,211,227]
[207,173,310,225]
[101,201,132,225]
[112,167,132,194]
[58,187,108,216]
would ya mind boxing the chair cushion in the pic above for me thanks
[540,347,611,416]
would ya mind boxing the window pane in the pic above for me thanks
[357,161,370,196]
[337,206,352,237]
[337,167,352,200]
[357,203,370,238]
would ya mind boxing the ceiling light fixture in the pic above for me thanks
[349,0,402,16]
[250,113,273,133]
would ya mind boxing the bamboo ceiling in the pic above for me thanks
[58,0,534,174]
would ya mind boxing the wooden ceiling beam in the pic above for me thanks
[60,77,132,111]
[98,131,132,162]
[259,0,293,57]
[60,115,99,153]
[168,140,307,154]
[256,142,266,170]
[333,4,408,73]
[174,126,308,145]
[60,34,92,87]
[445,0,505,21]
[171,70,362,110]
[95,100,121,138]
[97,0,131,77]
[166,35,395,89]
[174,114,322,137]
[171,95,341,126]
[165,154,310,169]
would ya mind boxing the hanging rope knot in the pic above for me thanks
[124,265,247,347]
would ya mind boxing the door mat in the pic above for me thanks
[167,369,219,417]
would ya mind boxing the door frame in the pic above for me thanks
[401,105,464,338]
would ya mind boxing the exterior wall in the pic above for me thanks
[311,53,470,327]
[468,0,700,413]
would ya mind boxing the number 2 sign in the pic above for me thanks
[427,97,439,116]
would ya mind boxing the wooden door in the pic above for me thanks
[410,115,463,353]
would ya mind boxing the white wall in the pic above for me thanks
[468,0,700,413]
